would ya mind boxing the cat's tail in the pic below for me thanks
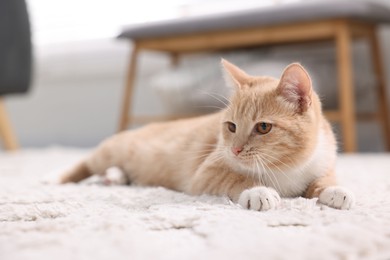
[59,160,92,184]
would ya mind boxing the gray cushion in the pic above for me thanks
[0,0,32,96]
[119,0,390,40]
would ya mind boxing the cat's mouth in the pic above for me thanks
[229,152,253,166]
[224,147,265,170]
[228,150,268,170]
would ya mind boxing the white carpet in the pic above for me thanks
[1,148,390,260]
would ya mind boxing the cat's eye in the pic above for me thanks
[255,122,272,135]
[226,122,236,133]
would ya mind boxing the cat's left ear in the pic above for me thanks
[277,63,312,113]
[221,59,251,89]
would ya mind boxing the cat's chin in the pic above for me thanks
[226,156,255,174]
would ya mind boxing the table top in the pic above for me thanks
[119,0,390,40]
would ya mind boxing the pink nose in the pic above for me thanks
[231,147,243,156]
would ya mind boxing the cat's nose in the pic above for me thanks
[231,147,243,156]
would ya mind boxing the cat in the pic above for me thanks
[58,59,355,211]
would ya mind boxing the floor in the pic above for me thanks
[1,148,390,260]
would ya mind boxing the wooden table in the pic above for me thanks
[118,1,390,152]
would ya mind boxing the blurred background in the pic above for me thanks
[3,0,390,151]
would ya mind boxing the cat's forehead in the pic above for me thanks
[248,76,279,91]
[228,77,280,116]
[227,91,279,123]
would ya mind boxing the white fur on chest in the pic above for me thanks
[262,128,334,198]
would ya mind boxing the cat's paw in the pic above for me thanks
[319,186,355,210]
[102,167,128,186]
[238,186,281,211]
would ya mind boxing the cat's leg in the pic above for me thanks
[189,157,281,211]
[305,171,355,210]
[59,159,92,183]
[60,137,124,184]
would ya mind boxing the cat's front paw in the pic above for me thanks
[319,186,355,210]
[238,186,281,211]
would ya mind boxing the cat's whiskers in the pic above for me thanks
[181,147,217,154]
[174,147,221,166]
[263,154,288,195]
[248,159,257,185]
[253,156,265,186]
[194,105,226,110]
[180,147,226,162]
[181,142,229,148]
[178,143,233,163]
[200,91,230,108]
[204,152,226,166]
[200,91,235,114]
[200,90,231,106]
[179,144,227,154]
[255,154,285,195]
[260,151,306,184]
[258,153,303,194]
[249,156,259,184]
[179,152,214,163]
[207,91,231,104]
[261,149,302,173]
[178,152,226,167]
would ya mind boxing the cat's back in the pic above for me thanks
[127,112,222,142]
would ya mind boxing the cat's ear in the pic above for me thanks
[277,63,312,113]
[221,59,250,89]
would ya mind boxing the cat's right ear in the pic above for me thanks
[221,59,250,89]
[277,63,312,113]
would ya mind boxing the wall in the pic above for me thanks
[5,40,171,147]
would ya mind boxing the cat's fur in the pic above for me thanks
[59,60,355,210]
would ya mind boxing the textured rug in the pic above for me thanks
[1,148,390,260]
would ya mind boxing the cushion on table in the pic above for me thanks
[118,0,390,40]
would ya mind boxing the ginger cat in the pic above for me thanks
[59,60,355,210]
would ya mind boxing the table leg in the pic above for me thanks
[118,45,139,132]
[335,23,357,152]
[170,53,180,67]
[368,27,390,151]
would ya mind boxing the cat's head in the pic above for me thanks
[220,59,321,173]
